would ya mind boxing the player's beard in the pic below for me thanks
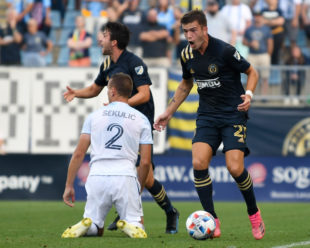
[102,45,112,56]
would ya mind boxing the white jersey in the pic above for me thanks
[81,101,153,177]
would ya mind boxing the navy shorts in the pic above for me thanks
[192,119,250,156]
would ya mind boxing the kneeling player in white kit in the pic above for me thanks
[61,73,152,238]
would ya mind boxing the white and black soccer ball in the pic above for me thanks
[186,210,216,240]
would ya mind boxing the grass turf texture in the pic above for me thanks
[0,201,309,248]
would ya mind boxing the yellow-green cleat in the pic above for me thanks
[116,220,147,238]
[61,218,92,238]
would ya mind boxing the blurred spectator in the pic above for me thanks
[22,18,53,66]
[243,11,273,95]
[30,0,52,36]
[261,0,285,65]
[81,0,129,33]
[120,0,144,57]
[51,0,66,21]
[6,0,34,34]
[175,0,203,11]
[250,0,268,12]
[0,8,23,65]
[284,45,306,105]
[301,0,310,39]
[139,8,170,67]
[278,0,302,47]
[205,0,232,43]
[172,6,187,60]
[81,0,109,34]
[67,16,92,67]
[148,0,157,8]
[157,0,175,35]
[221,0,253,58]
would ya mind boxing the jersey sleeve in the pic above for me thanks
[180,57,192,79]
[224,45,250,73]
[81,114,92,134]
[140,116,153,145]
[129,56,152,87]
[94,63,108,87]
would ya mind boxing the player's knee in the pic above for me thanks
[192,158,208,170]
[145,174,154,188]
[227,164,243,177]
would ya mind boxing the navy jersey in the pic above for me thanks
[94,49,155,125]
[181,35,250,122]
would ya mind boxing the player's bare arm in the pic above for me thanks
[63,83,103,102]
[137,144,152,193]
[154,78,193,131]
[128,85,150,107]
[238,65,258,112]
[63,134,90,207]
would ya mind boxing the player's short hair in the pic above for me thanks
[102,22,130,50]
[109,73,133,98]
[181,10,207,27]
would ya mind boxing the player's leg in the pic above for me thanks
[108,148,180,234]
[114,176,147,238]
[223,125,265,240]
[144,164,179,234]
[61,176,108,238]
[192,124,222,237]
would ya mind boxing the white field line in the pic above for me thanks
[272,240,310,248]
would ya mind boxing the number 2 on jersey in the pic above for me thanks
[105,123,124,150]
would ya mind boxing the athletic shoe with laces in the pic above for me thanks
[116,220,147,238]
[165,208,179,234]
[107,215,120,231]
[249,210,265,240]
[61,218,92,238]
[213,218,221,238]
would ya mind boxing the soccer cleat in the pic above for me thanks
[165,208,179,234]
[116,220,147,238]
[107,215,120,231]
[61,218,92,238]
[212,218,221,238]
[249,210,265,240]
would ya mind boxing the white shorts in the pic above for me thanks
[83,175,143,228]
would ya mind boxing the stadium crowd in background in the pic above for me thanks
[0,0,309,97]
[67,15,92,66]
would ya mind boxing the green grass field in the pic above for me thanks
[0,201,309,248]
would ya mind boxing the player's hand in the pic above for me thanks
[63,186,75,207]
[153,112,171,131]
[238,94,251,112]
[63,86,76,102]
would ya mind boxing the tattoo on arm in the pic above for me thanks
[168,97,176,107]
[179,86,189,93]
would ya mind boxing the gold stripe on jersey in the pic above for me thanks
[181,48,186,63]
[103,56,111,71]
[181,45,194,63]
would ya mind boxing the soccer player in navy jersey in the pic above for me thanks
[154,10,265,240]
[63,21,179,234]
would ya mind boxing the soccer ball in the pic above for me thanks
[186,210,216,240]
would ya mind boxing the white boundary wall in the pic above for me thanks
[0,67,167,154]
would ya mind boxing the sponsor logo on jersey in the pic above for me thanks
[282,117,310,156]
[233,50,241,61]
[196,77,221,89]
[135,65,144,75]
[208,64,218,75]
